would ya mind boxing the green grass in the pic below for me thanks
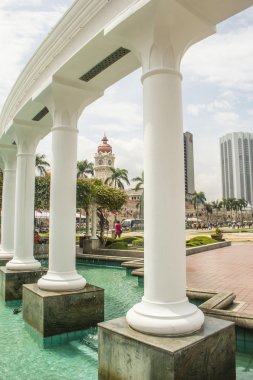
[186,236,217,247]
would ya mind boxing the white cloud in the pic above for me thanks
[1,2,253,203]
[0,2,70,110]
[85,100,142,127]
[214,111,240,125]
[187,104,205,116]
[182,26,253,91]
[187,99,232,117]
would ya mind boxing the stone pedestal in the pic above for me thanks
[83,238,101,253]
[23,283,104,337]
[98,316,235,380]
[0,267,47,301]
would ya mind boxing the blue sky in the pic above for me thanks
[0,1,253,201]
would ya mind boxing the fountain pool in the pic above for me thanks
[0,264,251,379]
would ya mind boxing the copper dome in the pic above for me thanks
[97,134,112,153]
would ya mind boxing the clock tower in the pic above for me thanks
[94,134,115,182]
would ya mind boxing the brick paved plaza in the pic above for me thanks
[187,242,253,315]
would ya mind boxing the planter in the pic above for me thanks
[211,234,224,242]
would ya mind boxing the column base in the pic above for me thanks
[0,267,47,301]
[6,258,41,271]
[126,297,204,336]
[37,270,86,292]
[0,248,13,259]
[23,283,104,337]
[98,316,235,380]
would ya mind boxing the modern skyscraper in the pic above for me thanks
[220,132,253,206]
[184,131,195,195]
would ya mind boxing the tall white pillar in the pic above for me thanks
[85,206,91,237]
[37,79,101,291]
[0,146,16,259]
[91,204,98,239]
[126,67,204,335]
[7,123,46,270]
[107,0,214,336]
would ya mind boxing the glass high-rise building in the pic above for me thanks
[220,132,253,206]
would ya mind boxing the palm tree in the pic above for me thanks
[226,198,236,221]
[211,200,223,224]
[231,198,240,222]
[191,191,206,221]
[35,154,50,176]
[105,168,130,189]
[132,171,144,219]
[77,160,94,178]
[205,203,213,223]
[237,198,248,225]
[222,198,230,223]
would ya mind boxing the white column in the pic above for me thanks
[6,124,45,270]
[126,67,204,335]
[118,1,212,335]
[0,146,16,259]
[37,80,95,291]
[86,206,92,237]
[91,204,98,239]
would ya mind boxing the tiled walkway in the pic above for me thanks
[187,242,253,314]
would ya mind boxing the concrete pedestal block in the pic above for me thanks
[23,283,104,337]
[0,267,47,301]
[83,237,101,253]
[98,316,235,380]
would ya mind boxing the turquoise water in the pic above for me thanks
[0,264,252,379]
[0,265,142,380]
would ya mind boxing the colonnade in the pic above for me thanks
[0,0,212,337]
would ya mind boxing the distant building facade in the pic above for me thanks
[184,131,195,195]
[94,134,115,182]
[93,133,195,224]
[220,132,253,206]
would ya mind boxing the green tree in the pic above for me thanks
[132,171,144,219]
[96,185,128,241]
[237,198,248,225]
[35,154,50,176]
[105,168,130,189]
[35,175,51,210]
[211,200,223,224]
[222,198,230,223]
[230,198,240,222]
[77,160,94,178]
[205,203,213,223]
[192,191,206,221]
[76,178,128,242]
[76,178,101,233]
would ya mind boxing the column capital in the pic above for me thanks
[12,119,49,155]
[33,76,104,128]
[104,0,215,72]
[0,144,17,170]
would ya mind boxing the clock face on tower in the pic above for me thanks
[108,160,112,165]
[98,159,103,165]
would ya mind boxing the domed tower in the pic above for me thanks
[94,134,115,182]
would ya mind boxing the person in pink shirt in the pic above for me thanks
[115,221,122,238]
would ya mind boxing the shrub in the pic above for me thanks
[186,236,217,247]
[108,241,128,250]
[104,237,116,247]
[132,238,144,247]
[118,236,138,244]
